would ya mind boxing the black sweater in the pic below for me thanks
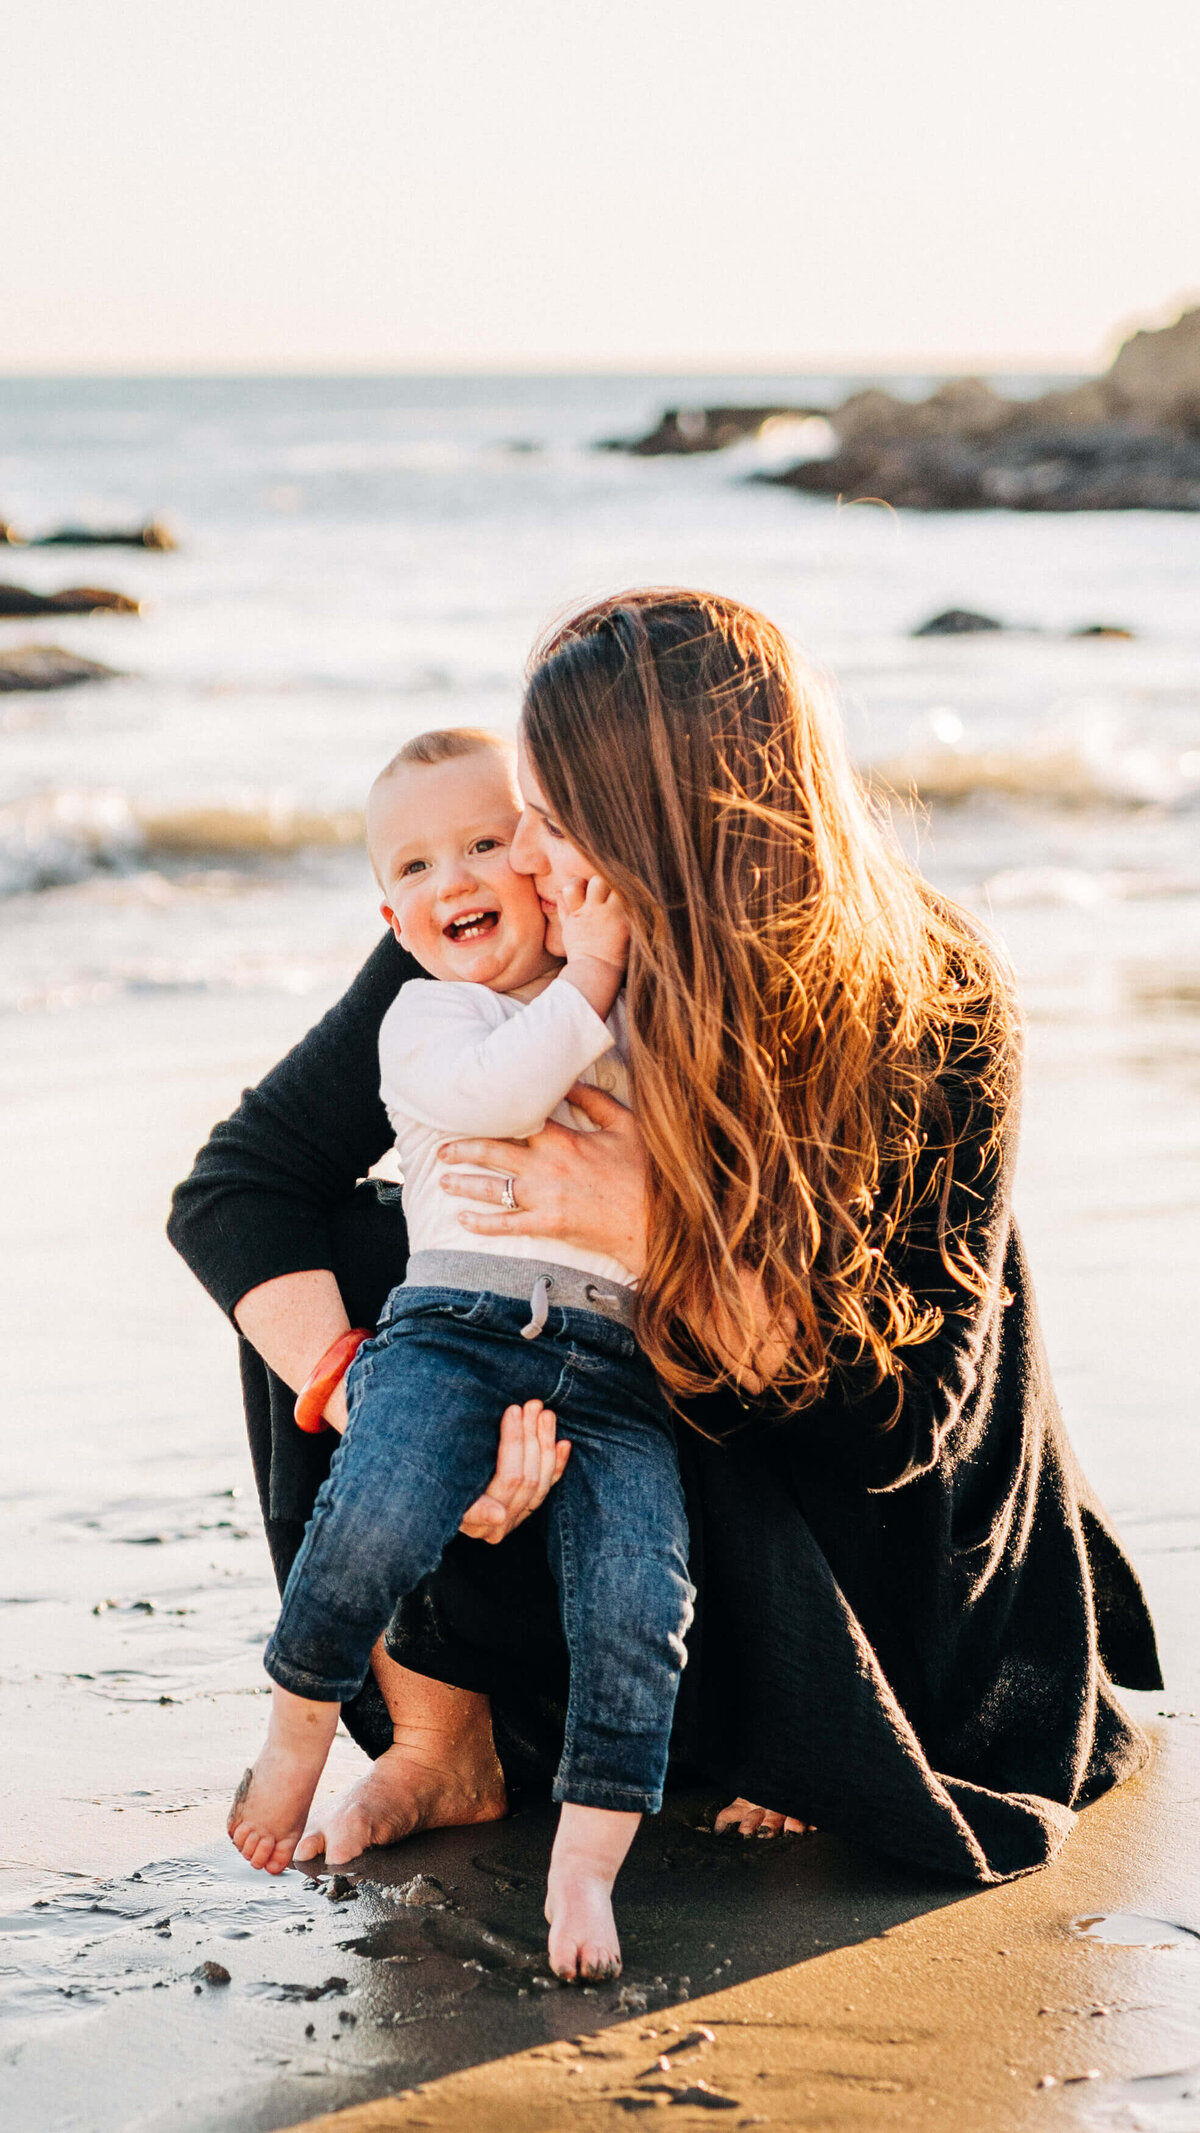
[169,933,1161,1884]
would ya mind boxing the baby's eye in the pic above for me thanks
[472,837,503,854]
[399,858,428,877]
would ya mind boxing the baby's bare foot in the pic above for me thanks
[713,1794,815,1838]
[228,1685,340,1875]
[545,1802,640,1982]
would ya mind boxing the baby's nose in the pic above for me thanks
[436,859,478,902]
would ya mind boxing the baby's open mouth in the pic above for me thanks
[444,908,500,942]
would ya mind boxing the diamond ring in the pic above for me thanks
[501,1174,518,1213]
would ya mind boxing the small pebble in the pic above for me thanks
[192,1961,231,1985]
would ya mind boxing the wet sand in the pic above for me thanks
[3,911,1199,2132]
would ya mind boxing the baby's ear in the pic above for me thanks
[380,901,405,946]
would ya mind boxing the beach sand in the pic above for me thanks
[3,898,1198,2132]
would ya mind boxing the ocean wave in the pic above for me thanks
[0,789,365,895]
[871,709,1200,810]
[976,864,1200,908]
[5,713,1200,905]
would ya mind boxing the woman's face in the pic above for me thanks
[512,728,598,960]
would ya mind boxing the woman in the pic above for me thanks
[169,588,1160,1885]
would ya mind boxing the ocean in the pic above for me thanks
[3,372,1198,1010]
[1,374,1198,2128]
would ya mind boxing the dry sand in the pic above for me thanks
[2,962,1198,2133]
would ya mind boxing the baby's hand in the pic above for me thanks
[560,876,630,974]
[559,876,629,1019]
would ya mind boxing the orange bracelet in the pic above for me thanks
[294,1328,373,1435]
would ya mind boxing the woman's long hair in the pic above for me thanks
[522,588,1019,1414]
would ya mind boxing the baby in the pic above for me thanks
[229,726,693,1981]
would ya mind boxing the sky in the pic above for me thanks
[2,0,1198,374]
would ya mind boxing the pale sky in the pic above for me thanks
[3,0,1198,374]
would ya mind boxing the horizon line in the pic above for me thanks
[0,355,1098,383]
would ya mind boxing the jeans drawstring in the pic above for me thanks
[520,1275,552,1340]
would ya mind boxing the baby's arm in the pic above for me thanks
[555,876,629,1022]
[381,984,609,1141]
[382,880,629,1138]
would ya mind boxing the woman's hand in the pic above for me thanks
[438,1082,648,1276]
[458,1398,571,1544]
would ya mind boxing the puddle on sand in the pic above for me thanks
[1081,2064,1200,2132]
[1073,1914,1200,1949]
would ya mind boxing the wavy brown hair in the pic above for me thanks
[522,588,1019,1415]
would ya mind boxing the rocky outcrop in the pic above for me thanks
[763,302,1200,511]
[1105,307,1200,429]
[772,425,1200,511]
[603,301,1200,507]
[0,583,140,615]
[0,644,123,691]
[597,404,817,455]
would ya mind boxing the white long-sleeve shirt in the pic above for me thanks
[378,973,636,1287]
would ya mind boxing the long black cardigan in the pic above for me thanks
[168,934,1162,1886]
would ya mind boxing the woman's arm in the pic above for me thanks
[168,933,412,1315]
[234,1268,357,1429]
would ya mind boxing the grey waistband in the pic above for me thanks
[404,1250,637,1329]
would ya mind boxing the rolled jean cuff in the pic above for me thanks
[552,1776,662,1815]
[263,1641,363,1704]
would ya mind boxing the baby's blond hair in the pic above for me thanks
[375,726,512,778]
[367,727,516,885]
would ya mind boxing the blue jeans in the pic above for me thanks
[265,1279,694,1814]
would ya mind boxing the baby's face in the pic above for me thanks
[369,749,561,992]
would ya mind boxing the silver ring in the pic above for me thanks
[501,1174,518,1213]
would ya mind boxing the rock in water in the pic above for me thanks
[0,645,123,691]
[0,583,140,616]
[598,405,818,454]
[30,519,177,550]
[913,609,1005,636]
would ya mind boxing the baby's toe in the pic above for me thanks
[580,1945,621,1981]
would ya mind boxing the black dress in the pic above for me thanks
[168,933,1162,1885]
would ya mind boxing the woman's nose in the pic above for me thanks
[510,810,541,876]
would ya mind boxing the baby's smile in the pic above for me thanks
[444,907,500,942]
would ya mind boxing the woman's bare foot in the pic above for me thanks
[714,1795,815,1838]
[229,1686,341,1874]
[294,1717,507,1866]
[545,1803,640,1982]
